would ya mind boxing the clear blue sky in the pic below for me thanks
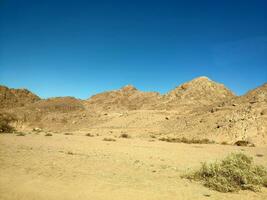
[0,0,266,99]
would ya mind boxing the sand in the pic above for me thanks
[1,133,266,200]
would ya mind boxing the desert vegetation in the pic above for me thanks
[85,133,94,137]
[120,133,131,138]
[183,153,267,192]
[234,140,255,147]
[64,132,73,135]
[103,137,116,142]
[159,137,215,144]
[16,132,26,136]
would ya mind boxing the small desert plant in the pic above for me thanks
[221,141,228,145]
[234,140,255,147]
[85,133,94,137]
[103,137,116,142]
[45,133,53,136]
[183,153,267,192]
[64,132,73,135]
[159,137,214,144]
[16,132,26,136]
[120,133,130,138]
[67,151,74,155]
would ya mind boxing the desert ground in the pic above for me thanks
[0,132,267,200]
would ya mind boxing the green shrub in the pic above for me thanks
[183,153,267,192]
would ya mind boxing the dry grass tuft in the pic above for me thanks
[159,137,214,144]
[16,132,26,136]
[64,132,73,135]
[103,137,116,142]
[183,153,267,192]
[120,133,131,138]
[221,141,228,145]
[234,140,255,147]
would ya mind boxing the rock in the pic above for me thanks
[33,127,42,132]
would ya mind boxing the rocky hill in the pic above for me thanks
[0,85,40,108]
[164,76,235,105]
[85,85,161,111]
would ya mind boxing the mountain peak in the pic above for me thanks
[166,76,235,104]
[192,76,211,81]
[120,85,137,92]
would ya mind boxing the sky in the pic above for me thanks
[0,0,266,99]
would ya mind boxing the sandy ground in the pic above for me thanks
[0,133,267,200]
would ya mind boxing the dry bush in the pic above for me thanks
[103,137,116,142]
[64,132,73,135]
[120,133,131,138]
[85,133,94,137]
[16,132,26,136]
[183,153,267,192]
[159,137,214,144]
[45,133,53,136]
[234,140,255,147]
[0,112,16,133]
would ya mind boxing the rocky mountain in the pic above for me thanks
[164,76,235,105]
[241,83,267,103]
[0,85,40,108]
[85,85,161,111]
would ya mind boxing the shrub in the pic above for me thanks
[159,137,214,144]
[103,137,116,142]
[45,133,53,136]
[64,132,73,135]
[221,141,228,145]
[120,133,130,138]
[183,153,267,192]
[16,132,26,136]
[234,140,255,147]
[0,113,16,133]
[85,133,94,137]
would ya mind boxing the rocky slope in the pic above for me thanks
[0,85,40,108]
[85,85,161,111]
[164,76,235,105]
